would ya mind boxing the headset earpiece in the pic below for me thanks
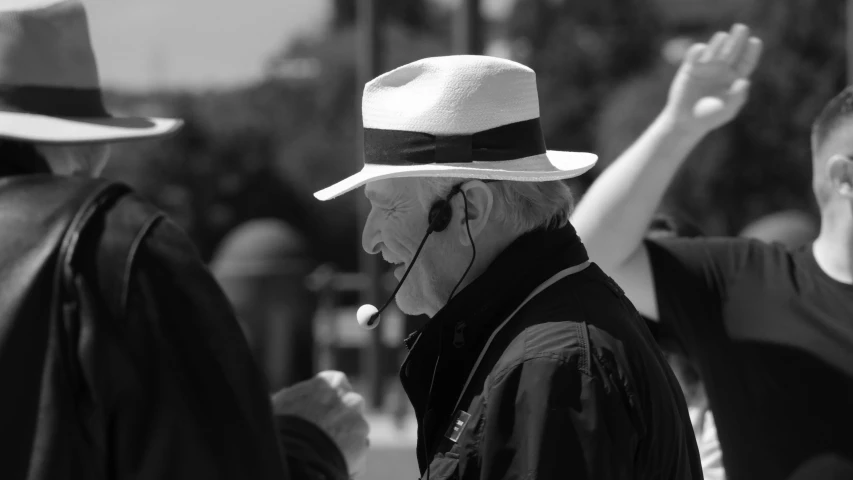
[428,199,453,233]
[428,184,462,233]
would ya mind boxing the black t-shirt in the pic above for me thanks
[645,237,853,480]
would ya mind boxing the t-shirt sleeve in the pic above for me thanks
[643,236,754,356]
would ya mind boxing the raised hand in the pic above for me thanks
[663,24,763,133]
[272,371,370,478]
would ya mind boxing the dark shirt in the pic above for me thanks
[646,237,853,480]
[402,224,702,479]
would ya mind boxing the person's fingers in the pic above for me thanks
[336,405,370,438]
[271,379,315,402]
[343,391,367,415]
[735,37,763,78]
[721,24,750,64]
[727,78,752,99]
[682,43,707,66]
[317,370,354,392]
[700,32,728,61]
[354,415,370,437]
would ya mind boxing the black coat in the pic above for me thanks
[401,224,702,479]
[0,157,345,480]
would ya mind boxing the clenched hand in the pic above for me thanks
[272,371,370,478]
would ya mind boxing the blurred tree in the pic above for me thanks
[262,13,448,272]
[648,0,755,29]
[505,0,663,195]
[731,0,847,229]
[103,88,323,263]
[102,0,451,272]
[594,0,846,235]
[331,0,449,33]
[103,0,845,262]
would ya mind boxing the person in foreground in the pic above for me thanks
[0,1,368,479]
[572,23,853,479]
[314,55,701,479]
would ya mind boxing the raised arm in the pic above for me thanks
[571,24,762,320]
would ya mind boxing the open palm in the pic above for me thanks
[665,24,764,132]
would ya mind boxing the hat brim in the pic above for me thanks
[313,150,597,201]
[0,110,183,144]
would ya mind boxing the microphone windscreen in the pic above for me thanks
[356,304,380,330]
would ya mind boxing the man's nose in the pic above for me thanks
[361,209,381,255]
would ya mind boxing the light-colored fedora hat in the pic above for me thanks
[0,0,183,144]
[314,55,597,201]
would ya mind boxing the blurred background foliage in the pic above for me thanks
[102,0,848,271]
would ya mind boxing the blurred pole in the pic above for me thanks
[848,0,853,82]
[453,0,483,54]
[357,0,384,410]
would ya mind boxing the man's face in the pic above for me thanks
[362,178,460,317]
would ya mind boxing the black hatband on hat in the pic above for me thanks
[364,117,547,166]
[0,86,109,118]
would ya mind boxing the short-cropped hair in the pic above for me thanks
[812,85,853,154]
[421,178,574,234]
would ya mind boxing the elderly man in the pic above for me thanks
[315,55,701,479]
[0,1,367,479]
[572,24,853,478]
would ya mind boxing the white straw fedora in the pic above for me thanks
[314,55,597,201]
[0,0,183,144]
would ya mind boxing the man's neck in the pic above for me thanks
[446,230,519,300]
[812,208,853,284]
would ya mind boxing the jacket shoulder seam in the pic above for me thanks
[490,351,595,388]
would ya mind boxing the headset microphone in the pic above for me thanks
[356,185,460,329]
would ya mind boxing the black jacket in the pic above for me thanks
[401,224,702,479]
[0,161,346,479]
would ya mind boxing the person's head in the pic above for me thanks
[0,0,181,172]
[811,86,853,213]
[315,56,598,316]
[362,177,573,317]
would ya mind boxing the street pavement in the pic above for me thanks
[364,411,419,480]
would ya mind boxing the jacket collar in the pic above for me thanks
[399,221,590,468]
[400,222,590,406]
[407,221,589,353]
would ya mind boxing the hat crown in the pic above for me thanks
[362,55,541,135]
[0,0,100,88]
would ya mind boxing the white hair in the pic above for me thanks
[420,177,574,234]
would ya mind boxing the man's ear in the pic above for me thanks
[826,154,853,199]
[455,180,494,246]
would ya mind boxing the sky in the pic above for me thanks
[84,0,515,92]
